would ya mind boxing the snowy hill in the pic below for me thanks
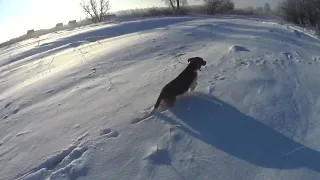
[1,15,320,180]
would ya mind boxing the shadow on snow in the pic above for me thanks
[157,92,320,172]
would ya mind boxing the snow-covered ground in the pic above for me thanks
[1,15,320,180]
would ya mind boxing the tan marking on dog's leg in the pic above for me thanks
[189,81,197,91]
[157,99,169,112]
[165,96,176,108]
[160,97,176,112]
[189,76,198,91]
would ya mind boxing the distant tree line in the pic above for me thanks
[276,0,320,28]
[159,0,273,16]
[2,0,320,48]
[162,0,236,15]
[158,0,320,30]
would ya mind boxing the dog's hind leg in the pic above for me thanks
[163,96,176,109]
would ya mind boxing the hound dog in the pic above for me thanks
[150,57,206,114]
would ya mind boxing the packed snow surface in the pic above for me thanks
[1,15,320,180]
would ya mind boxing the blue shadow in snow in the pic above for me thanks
[158,92,320,172]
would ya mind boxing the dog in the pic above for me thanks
[150,57,206,114]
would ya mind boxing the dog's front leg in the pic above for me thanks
[190,84,197,91]
[189,80,197,91]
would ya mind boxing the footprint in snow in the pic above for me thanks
[143,146,171,165]
[313,57,320,62]
[76,132,89,142]
[130,107,155,125]
[100,128,120,138]
[4,102,12,108]
[74,124,80,129]
[12,108,20,114]
[208,84,215,95]
[282,52,293,60]
[45,89,54,94]
[100,128,111,135]
[213,75,226,81]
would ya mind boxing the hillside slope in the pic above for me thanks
[1,15,320,180]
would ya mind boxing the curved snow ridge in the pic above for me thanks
[286,24,320,40]
[15,131,30,137]
[17,145,90,180]
[229,45,250,53]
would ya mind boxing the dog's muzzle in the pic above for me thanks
[199,61,206,71]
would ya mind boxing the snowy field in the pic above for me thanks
[1,15,320,180]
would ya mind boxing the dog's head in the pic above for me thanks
[187,57,206,71]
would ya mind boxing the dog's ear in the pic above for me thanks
[187,57,195,63]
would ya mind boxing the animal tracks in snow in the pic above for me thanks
[18,145,89,180]
[228,50,320,70]
[313,56,320,62]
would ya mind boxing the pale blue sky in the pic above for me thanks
[0,0,281,43]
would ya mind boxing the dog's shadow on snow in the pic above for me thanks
[158,92,320,172]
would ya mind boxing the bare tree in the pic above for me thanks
[217,0,234,13]
[203,0,234,14]
[302,0,320,26]
[80,0,110,23]
[203,0,223,14]
[163,0,188,13]
[277,0,304,24]
[264,3,271,15]
[277,0,320,25]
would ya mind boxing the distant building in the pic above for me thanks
[26,29,35,35]
[55,23,63,28]
[68,20,77,26]
[67,20,77,29]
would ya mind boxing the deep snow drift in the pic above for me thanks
[1,15,320,180]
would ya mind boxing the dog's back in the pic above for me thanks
[164,65,197,95]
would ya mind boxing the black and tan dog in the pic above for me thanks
[151,57,206,113]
